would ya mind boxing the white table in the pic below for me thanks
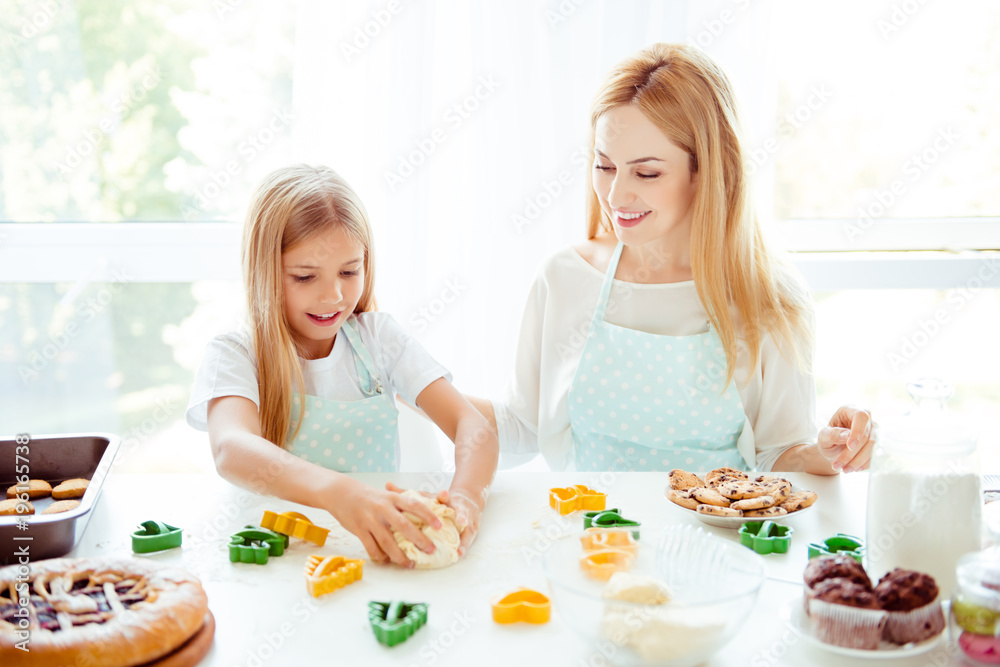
[69,471,966,666]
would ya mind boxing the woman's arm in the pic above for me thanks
[415,378,499,554]
[206,395,442,566]
[772,406,876,474]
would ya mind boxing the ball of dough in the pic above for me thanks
[391,490,461,569]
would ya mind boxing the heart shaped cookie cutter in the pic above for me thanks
[580,548,635,581]
[738,520,793,555]
[304,554,364,597]
[369,600,428,646]
[260,510,330,546]
[491,588,551,624]
[228,526,289,565]
[548,485,607,515]
[583,510,641,539]
[131,520,183,554]
[580,527,639,556]
[808,533,865,563]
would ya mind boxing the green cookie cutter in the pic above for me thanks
[369,600,428,647]
[808,533,865,563]
[738,520,793,555]
[131,520,183,554]
[583,509,640,539]
[228,526,289,565]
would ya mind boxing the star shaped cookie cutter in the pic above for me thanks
[738,520,793,555]
[808,533,865,563]
[228,526,289,565]
[491,588,551,624]
[548,485,607,515]
[583,509,641,539]
[131,520,183,554]
[260,510,330,546]
[368,600,428,646]
[304,554,364,597]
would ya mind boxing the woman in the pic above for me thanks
[469,43,874,474]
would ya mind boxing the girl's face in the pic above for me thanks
[281,225,365,360]
[592,104,698,248]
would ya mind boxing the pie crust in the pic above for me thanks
[0,557,208,667]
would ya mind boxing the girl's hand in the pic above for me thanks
[817,406,877,473]
[444,488,484,557]
[331,479,444,567]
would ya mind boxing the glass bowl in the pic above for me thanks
[543,524,766,667]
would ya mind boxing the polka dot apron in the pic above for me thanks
[286,317,398,472]
[567,242,748,472]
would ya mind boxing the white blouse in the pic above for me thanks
[491,246,818,472]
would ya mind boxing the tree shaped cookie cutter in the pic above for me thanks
[368,600,428,646]
[228,526,289,565]
[304,554,364,597]
[131,520,183,554]
[548,485,607,515]
[491,588,551,624]
[583,509,641,539]
[738,520,793,555]
[808,533,865,563]
[260,510,330,546]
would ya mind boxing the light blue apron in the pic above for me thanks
[567,242,747,472]
[286,317,399,472]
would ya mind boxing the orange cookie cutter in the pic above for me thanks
[491,588,551,624]
[261,510,330,546]
[580,528,639,556]
[304,554,363,597]
[548,485,607,515]
[580,548,635,581]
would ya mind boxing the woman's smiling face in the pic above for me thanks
[592,104,698,247]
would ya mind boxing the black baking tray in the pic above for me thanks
[0,433,120,565]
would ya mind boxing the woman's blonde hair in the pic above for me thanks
[585,43,812,384]
[242,164,377,447]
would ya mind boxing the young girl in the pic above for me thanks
[469,43,875,474]
[186,164,498,567]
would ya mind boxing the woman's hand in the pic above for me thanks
[817,406,877,473]
[445,488,485,557]
[328,479,443,567]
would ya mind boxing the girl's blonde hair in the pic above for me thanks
[585,43,812,384]
[242,164,377,447]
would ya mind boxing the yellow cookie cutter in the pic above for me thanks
[580,528,639,556]
[548,485,607,515]
[304,554,364,598]
[491,588,551,624]
[580,548,635,581]
[261,510,330,546]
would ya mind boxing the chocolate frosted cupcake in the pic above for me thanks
[803,555,872,615]
[809,579,887,649]
[874,569,945,644]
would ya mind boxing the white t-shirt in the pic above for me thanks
[185,312,451,449]
[492,246,818,472]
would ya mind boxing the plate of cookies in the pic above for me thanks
[665,467,817,529]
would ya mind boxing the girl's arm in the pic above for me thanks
[414,378,499,555]
[206,395,443,567]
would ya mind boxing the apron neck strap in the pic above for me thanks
[593,241,625,323]
[338,316,383,395]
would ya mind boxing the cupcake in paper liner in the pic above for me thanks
[809,579,886,649]
[802,555,873,616]
[874,568,946,644]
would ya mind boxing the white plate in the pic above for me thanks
[666,484,816,529]
[780,598,944,659]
